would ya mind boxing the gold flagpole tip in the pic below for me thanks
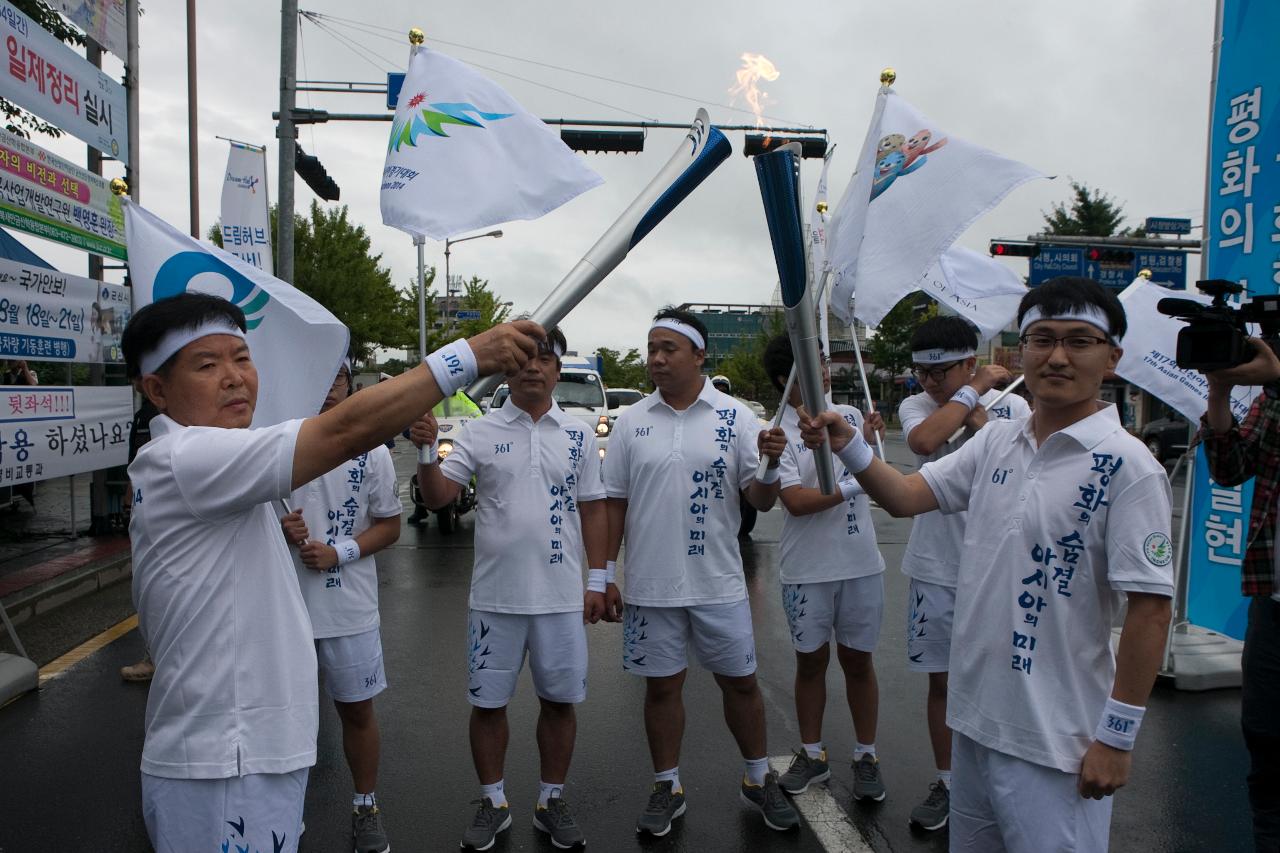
[109,177,128,196]
[879,67,896,86]
[408,27,425,45]
[1138,268,1153,279]
[816,201,829,214]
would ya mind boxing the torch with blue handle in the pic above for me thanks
[466,109,732,399]
[754,142,836,494]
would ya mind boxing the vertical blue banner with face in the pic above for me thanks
[1186,0,1279,636]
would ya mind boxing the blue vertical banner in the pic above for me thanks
[1185,0,1279,636]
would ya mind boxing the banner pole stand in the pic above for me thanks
[0,600,38,705]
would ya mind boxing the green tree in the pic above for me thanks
[3,2,84,141]
[1042,181,1144,237]
[453,276,513,339]
[597,347,649,390]
[866,293,936,381]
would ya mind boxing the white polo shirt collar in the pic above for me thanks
[641,376,717,415]
[1015,403,1121,452]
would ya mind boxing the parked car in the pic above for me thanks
[607,387,645,418]
[1142,415,1191,462]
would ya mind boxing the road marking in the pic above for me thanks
[38,613,138,685]
[769,755,873,853]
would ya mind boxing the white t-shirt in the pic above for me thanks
[128,415,317,780]
[899,388,1031,587]
[604,379,762,606]
[919,405,1174,773]
[777,404,885,584]
[441,401,604,614]
[290,445,400,638]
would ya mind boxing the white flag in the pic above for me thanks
[811,145,834,353]
[918,246,1028,341]
[381,45,603,241]
[826,89,1044,328]
[1115,277,1257,424]
[124,200,349,427]
[219,141,273,272]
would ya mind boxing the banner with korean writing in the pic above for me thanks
[0,126,125,258]
[55,0,125,61]
[0,384,130,486]
[0,256,128,362]
[1186,445,1252,640]
[0,2,127,161]
[219,142,272,272]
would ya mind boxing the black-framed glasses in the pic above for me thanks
[1019,333,1111,353]
[911,361,963,383]
[330,371,351,390]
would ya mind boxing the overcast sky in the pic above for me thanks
[29,0,1215,358]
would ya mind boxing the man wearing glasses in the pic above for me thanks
[804,278,1173,852]
[896,316,1029,830]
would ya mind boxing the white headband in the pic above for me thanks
[139,320,246,376]
[650,318,705,351]
[538,338,566,358]
[341,357,352,375]
[1019,305,1113,339]
[912,348,975,364]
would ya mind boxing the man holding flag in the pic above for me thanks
[123,290,542,853]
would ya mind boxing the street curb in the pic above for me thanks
[1,550,133,629]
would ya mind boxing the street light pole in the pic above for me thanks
[439,229,503,329]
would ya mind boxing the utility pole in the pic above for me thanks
[126,0,139,202]
[276,0,297,284]
[186,0,199,238]
[86,40,107,535]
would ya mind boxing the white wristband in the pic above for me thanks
[757,464,781,484]
[587,568,607,593]
[425,339,479,397]
[839,479,862,501]
[335,539,362,565]
[1094,697,1145,751]
[950,385,980,411]
[835,432,874,474]
[417,441,439,466]
[605,560,617,584]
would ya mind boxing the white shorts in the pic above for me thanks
[141,768,308,853]
[906,578,956,673]
[316,627,387,703]
[781,575,884,654]
[950,733,1112,853]
[467,610,587,708]
[622,598,757,678]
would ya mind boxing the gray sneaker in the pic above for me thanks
[739,772,800,831]
[533,796,585,849]
[635,780,686,837]
[909,781,950,830]
[852,755,887,802]
[460,798,511,851]
[353,804,390,853]
[778,749,831,794]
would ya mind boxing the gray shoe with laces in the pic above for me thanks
[352,804,390,853]
[739,772,800,831]
[460,798,511,851]
[635,781,686,836]
[778,749,831,794]
[852,754,887,802]
[909,781,949,830]
[533,796,585,849]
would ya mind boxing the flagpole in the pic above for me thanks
[849,328,885,459]
[415,234,432,465]
[945,374,1026,444]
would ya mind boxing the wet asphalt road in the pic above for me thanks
[0,434,1254,852]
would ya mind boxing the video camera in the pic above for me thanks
[1156,279,1280,372]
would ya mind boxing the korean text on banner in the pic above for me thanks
[0,126,125,258]
[826,88,1043,328]
[0,1,128,162]
[220,143,273,272]
[124,200,349,427]
[0,256,129,362]
[381,44,602,241]
[1187,444,1252,641]
[0,384,130,486]
[1206,0,1279,298]
[55,0,125,61]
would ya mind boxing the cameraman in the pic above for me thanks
[1200,337,1280,852]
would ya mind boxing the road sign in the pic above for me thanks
[1134,249,1188,290]
[1029,246,1083,285]
[386,72,405,110]
[1028,244,1188,290]
[1145,217,1192,236]
[454,310,482,320]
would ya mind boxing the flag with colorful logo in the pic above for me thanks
[124,200,348,427]
[380,45,603,241]
[826,87,1044,328]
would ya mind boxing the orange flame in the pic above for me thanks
[728,52,780,129]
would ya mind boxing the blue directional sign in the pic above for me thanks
[1134,249,1188,290]
[454,310,482,320]
[386,72,406,110]
[1028,244,1188,290]
[1029,246,1083,285]
[1145,216,1192,236]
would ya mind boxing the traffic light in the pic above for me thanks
[743,133,828,159]
[1087,247,1135,264]
[560,129,645,154]
[294,144,340,201]
[989,241,1040,258]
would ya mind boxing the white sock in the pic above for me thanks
[480,779,507,808]
[353,791,376,809]
[802,741,824,759]
[654,766,681,792]
[854,742,877,762]
[937,769,952,789]
[744,756,769,786]
[538,780,564,808]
